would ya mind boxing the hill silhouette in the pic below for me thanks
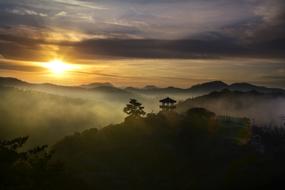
[51,107,285,190]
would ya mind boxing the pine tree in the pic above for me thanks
[123,99,146,118]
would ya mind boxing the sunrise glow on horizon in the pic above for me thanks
[43,59,79,76]
[0,0,284,88]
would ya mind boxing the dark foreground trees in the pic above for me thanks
[0,136,85,190]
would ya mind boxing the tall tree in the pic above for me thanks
[124,99,146,118]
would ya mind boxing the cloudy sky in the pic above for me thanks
[0,0,284,87]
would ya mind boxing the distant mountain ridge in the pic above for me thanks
[188,81,228,93]
[228,83,285,94]
[0,77,284,95]
[177,89,285,125]
[125,80,285,95]
[80,82,113,89]
[0,77,29,86]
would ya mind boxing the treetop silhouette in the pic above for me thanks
[123,99,146,118]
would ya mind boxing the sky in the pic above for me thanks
[0,0,284,88]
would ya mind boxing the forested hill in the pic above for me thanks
[51,108,284,190]
[1,103,285,189]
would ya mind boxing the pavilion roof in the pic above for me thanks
[159,97,177,103]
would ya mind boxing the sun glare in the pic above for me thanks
[44,59,76,76]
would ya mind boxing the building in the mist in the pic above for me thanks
[159,97,177,112]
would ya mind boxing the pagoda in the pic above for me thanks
[159,97,177,112]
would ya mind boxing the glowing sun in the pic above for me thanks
[44,59,76,75]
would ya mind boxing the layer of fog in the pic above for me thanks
[177,94,285,127]
[1,85,284,149]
